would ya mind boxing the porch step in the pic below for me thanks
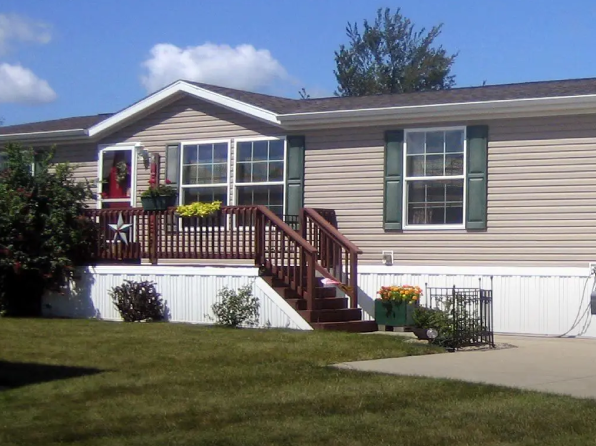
[285,297,348,311]
[299,308,362,323]
[310,320,378,333]
[260,265,370,333]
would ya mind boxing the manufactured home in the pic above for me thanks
[2,78,596,336]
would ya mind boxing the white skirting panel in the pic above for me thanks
[357,265,596,338]
[43,265,312,330]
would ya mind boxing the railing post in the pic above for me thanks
[299,208,306,240]
[255,208,264,266]
[349,251,358,309]
[149,212,158,265]
[306,251,316,312]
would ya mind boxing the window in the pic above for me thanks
[180,141,229,206]
[235,139,285,218]
[404,128,465,227]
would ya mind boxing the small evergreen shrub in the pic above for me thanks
[110,280,165,322]
[212,285,259,328]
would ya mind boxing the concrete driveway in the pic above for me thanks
[335,335,596,399]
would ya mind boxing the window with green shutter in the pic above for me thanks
[383,125,488,231]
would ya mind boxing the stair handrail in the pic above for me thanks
[301,208,361,309]
[255,205,318,311]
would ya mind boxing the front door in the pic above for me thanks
[98,146,136,209]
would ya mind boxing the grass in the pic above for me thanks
[1,320,596,445]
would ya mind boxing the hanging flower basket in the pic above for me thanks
[140,195,177,211]
[140,179,177,211]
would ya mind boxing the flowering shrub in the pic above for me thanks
[0,143,97,316]
[377,285,422,304]
[140,179,177,197]
[176,201,222,217]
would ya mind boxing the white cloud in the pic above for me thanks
[141,42,289,93]
[0,13,52,54]
[0,63,56,104]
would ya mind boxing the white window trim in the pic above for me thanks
[97,144,138,209]
[233,136,287,215]
[402,126,467,231]
[179,138,232,206]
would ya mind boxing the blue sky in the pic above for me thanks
[1,0,596,126]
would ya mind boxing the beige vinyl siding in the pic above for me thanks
[99,95,282,206]
[304,114,596,267]
[50,142,98,205]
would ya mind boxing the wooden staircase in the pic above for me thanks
[260,267,377,333]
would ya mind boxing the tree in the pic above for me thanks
[0,143,97,316]
[334,8,457,97]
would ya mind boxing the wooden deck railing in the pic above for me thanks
[256,207,317,309]
[84,206,357,311]
[84,206,319,310]
[300,208,362,308]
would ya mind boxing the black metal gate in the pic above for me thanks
[426,281,494,349]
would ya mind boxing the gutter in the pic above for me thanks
[278,94,596,129]
[0,128,88,143]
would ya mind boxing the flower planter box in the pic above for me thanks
[141,195,177,211]
[374,299,416,328]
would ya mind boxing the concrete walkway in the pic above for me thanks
[335,335,596,399]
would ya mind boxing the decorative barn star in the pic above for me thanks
[108,213,133,244]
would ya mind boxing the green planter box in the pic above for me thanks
[140,195,177,211]
[374,299,415,327]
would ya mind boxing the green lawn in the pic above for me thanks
[1,320,596,445]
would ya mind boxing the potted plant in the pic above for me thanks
[411,306,449,340]
[140,179,177,211]
[374,285,422,328]
[176,200,222,218]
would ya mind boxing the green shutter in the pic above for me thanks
[285,136,305,217]
[165,143,180,186]
[165,143,180,205]
[466,125,489,230]
[384,130,404,230]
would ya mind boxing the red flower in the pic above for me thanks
[13,261,22,275]
[148,179,156,185]
[101,192,108,199]
[165,179,172,185]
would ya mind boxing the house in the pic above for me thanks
[2,78,596,336]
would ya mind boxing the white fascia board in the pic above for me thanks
[278,94,596,129]
[88,81,281,138]
[0,128,87,142]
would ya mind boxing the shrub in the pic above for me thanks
[0,143,97,316]
[212,285,259,328]
[110,280,165,322]
[412,306,450,330]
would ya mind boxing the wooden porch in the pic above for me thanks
[84,206,376,332]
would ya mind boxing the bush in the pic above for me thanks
[0,144,97,316]
[212,285,259,328]
[412,306,450,330]
[110,280,165,322]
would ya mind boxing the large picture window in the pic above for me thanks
[235,139,285,218]
[404,128,465,227]
[180,141,229,205]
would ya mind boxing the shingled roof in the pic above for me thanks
[188,77,596,114]
[4,77,596,136]
[0,114,113,135]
